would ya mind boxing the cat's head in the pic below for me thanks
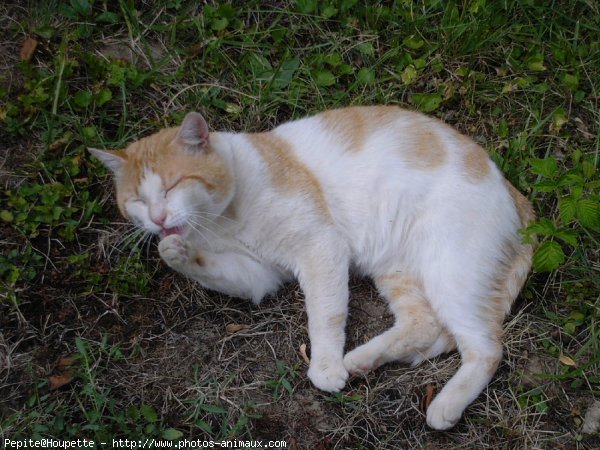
[89,112,233,238]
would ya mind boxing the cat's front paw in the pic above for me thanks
[307,358,348,392]
[158,234,190,268]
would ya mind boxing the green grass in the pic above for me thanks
[1,1,599,448]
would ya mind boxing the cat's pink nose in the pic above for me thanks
[150,209,167,227]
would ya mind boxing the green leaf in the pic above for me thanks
[199,404,227,414]
[468,0,487,13]
[216,4,235,20]
[341,0,358,12]
[96,11,120,23]
[95,88,112,107]
[561,73,579,91]
[533,241,565,272]
[533,180,559,192]
[272,58,299,89]
[195,420,212,434]
[526,54,546,72]
[554,229,578,247]
[75,337,88,359]
[336,64,353,75]
[140,404,158,423]
[324,53,342,67]
[558,172,584,189]
[0,210,14,222]
[551,108,568,132]
[356,68,375,84]
[211,17,228,31]
[74,91,93,108]
[581,160,595,179]
[576,199,600,231]
[248,54,273,81]
[321,5,338,19]
[559,196,577,224]
[59,4,77,19]
[403,35,425,50]
[296,0,317,14]
[82,126,96,139]
[525,218,556,236]
[401,65,417,85]
[313,70,336,87]
[568,310,586,324]
[356,42,375,56]
[498,119,509,138]
[270,28,286,44]
[529,157,558,178]
[70,0,91,16]
[34,26,55,39]
[411,93,442,112]
[281,378,293,395]
[127,406,139,421]
[275,360,285,375]
[162,428,183,440]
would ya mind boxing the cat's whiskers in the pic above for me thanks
[191,209,238,225]
[144,232,155,260]
[185,217,222,241]
[187,213,232,235]
[124,229,151,271]
[184,220,212,243]
[110,225,146,259]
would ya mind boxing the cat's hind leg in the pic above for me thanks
[343,274,455,375]
[422,260,510,430]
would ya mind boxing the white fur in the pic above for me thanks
[105,108,530,430]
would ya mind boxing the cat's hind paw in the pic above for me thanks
[307,358,348,392]
[343,345,381,375]
[426,393,463,430]
[158,234,190,268]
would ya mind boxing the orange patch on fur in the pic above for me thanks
[456,134,491,181]
[248,132,331,220]
[462,349,501,374]
[319,105,400,152]
[194,254,204,266]
[403,123,447,170]
[328,313,346,329]
[369,105,404,123]
[375,274,421,301]
[504,179,535,226]
[320,107,367,152]
[390,281,418,300]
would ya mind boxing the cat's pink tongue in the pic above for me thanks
[160,226,184,238]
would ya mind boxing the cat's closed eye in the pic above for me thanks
[165,178,183,193]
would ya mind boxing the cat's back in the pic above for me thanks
[263,106,507,212]
[271,106,493,183]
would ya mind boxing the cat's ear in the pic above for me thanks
[176,112,210,149]
[88,147,126,175]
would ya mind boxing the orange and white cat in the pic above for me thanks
[89,106,534,430]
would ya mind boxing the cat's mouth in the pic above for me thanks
[160,225,186,238]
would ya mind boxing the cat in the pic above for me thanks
[89,105,534,430]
